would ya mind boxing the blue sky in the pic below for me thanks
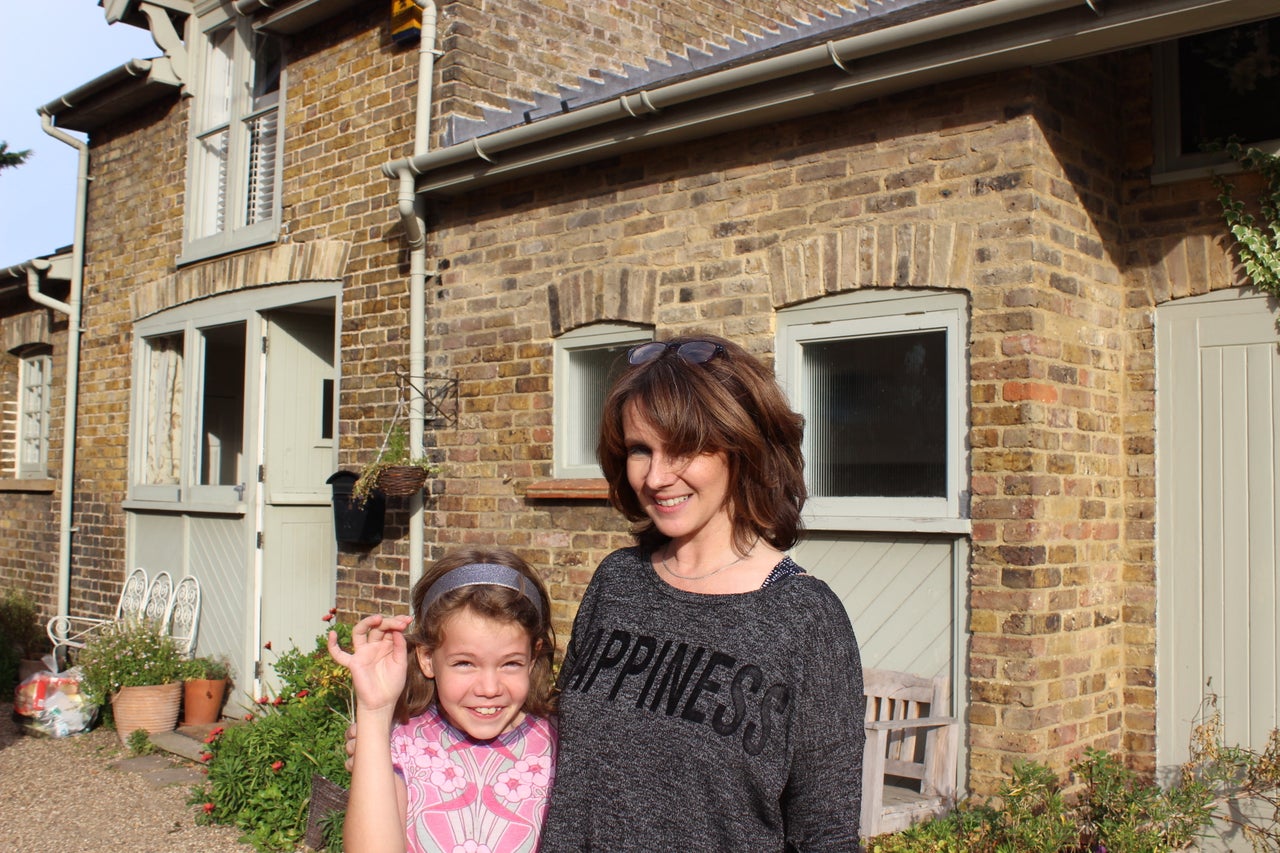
[0,2,158,265]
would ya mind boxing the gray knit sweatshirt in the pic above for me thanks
[542,547,865,852]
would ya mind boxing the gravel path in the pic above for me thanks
[0,701,259,853]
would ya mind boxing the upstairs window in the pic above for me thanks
[184,7,282,261]
[18,351,52,479]
[553,324,651,478]
[1154,17,1280,181]
[777,290,968,530]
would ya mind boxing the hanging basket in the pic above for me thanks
[376,464,429,496]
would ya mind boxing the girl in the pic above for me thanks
[329,549,557,853]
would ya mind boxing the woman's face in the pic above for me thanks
[622,401,733,547]
[417,608,535,740]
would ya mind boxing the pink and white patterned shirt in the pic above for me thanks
[391,705,557,853]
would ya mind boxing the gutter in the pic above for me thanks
[383,0,1275,194]
[34,111,89,644]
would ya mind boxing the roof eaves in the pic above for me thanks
[38,57,182,133]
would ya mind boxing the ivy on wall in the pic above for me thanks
[1213,141,1280,302]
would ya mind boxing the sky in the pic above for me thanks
[0,1,159,266]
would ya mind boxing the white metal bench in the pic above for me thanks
[47,569,201,663]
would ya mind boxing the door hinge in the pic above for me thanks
[256,531,264,549]
[258,464,265,482]
[262,335,268,354]
[254,660,262,679]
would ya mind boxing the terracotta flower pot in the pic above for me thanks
[111,681,183,744]
[182,678,228,726]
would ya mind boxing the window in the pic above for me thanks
[133,319,249,504]
[17,352,52,479]
[183,6,282,261]
[553,324,651,478]
[1154,18,1280,181]
[777,290,967,530]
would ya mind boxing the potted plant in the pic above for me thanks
[181,655,231,725]
[77,619,185,744]
[352,422,438,505]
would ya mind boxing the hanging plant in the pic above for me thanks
[353,419,439,506]
[1212,140,1280,302]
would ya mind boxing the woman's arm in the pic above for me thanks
[328,615,413,853]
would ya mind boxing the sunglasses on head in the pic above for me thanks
[627,340,727,366]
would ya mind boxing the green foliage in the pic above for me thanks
[1213,141,1280,301]
[181,655,232,681]
[867,750,1215,853]
[0,141,31,172]
[77,619,185,705]
[127,727,156,756]
[193,624,353,852]
[0,589,47,692]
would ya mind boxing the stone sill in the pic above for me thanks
[0,478,55,493]
[525,478,609,500]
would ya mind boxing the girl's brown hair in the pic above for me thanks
[597,333,807,554]
[395,548,557,723]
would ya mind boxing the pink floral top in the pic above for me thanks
[391,706,557,853]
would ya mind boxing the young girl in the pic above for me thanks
[328,549,557,853]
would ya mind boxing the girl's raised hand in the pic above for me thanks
[327,614,414,713]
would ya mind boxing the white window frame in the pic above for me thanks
[777,290,968,533]
[553,323,651,478]
[131,303,255,507]
[1152,23,1280,184]
[17,352,52,479]
[180,2,283,263]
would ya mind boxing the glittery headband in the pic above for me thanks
[422,563,544,618]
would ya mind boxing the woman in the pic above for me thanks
[541,335,865,851]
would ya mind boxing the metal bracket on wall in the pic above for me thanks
[396,368,459,429]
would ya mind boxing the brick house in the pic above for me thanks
[3,0,1278,821]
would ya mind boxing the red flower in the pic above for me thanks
[200,752,213,762]
[271,760,284,772]
[203,727,224,744]
[328,606,338,614]
[257,696,269,705]
[272,696,284,706]
[203,802,215,813]
[243,713,255,721]
[264,641,273,651]
[322,613,335,622]
[296,689,310,698]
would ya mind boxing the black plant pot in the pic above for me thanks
[327,471,385,546]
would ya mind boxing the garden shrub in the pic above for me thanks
[866,750,1216,853]
[0,589,48,692]
[194,622,352,852]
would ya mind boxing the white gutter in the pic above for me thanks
[403,1,438,589]
[33,113,88,633]
[384,0,1086,183]
[383,0,1274,193]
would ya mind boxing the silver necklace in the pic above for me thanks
[658,539,759,582]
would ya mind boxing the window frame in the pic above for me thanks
[1152,22,1280,184]
[553,323,651,479]
[17,351,53,479]
[776,290,969,533]
[179,3,283,264]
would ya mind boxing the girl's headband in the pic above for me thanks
[422,563,544,618]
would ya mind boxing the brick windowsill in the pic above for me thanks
[0,478,56,493]
[525,478,610,500]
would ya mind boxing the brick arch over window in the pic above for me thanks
[2,311,52,353]
[1132,233,1242,305]
[766,222,975,308]
[548,265,658,336]
[131,241,351,320]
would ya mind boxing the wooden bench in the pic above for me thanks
[861,667,959,838]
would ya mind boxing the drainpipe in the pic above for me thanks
[401,0,438,589]
[35,112,88,631]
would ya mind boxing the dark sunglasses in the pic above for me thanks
[627,340,727,366]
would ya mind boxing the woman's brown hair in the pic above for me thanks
[395,548,557,723]
[597,333,806,554]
